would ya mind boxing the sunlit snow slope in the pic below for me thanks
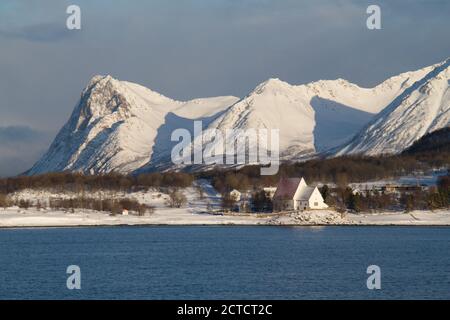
[337,58,450,155]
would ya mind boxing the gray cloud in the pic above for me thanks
[0,125,46,143]
[0,22,76,42]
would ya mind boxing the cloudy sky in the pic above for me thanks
[0,0,449,176]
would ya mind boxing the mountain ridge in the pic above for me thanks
[336,58,450,156]
[27,57,450,175]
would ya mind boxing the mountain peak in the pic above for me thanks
[77,74,133,121]
[261,77,290,86]
[253,78,295,95]
[264,77,284,84]
[86,74,116,89]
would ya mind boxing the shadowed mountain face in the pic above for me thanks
[137,107,229,173]
[310,97,374,152]
[26,58,450,175]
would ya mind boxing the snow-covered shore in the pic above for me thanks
[2,183,449,228]
[1,207,449,228]
[347,210,450,226]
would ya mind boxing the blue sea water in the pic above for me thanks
[0,226,448,300]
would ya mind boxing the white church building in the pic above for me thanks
[273,177,328,212]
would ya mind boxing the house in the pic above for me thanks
[273,177,328,212]
[263,187,277,200]
[229,189,241,202]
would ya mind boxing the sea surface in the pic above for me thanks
[0,226,449,299]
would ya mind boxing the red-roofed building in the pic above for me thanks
[273,177,328,211]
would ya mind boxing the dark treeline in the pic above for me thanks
[200,153,449,193]
[403,127,450,155]
[46,197,154,215]
[0,172,194,194]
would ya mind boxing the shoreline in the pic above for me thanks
[1,208,450,229]
[1,223,450,230]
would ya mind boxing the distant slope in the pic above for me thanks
[337,58,450,156]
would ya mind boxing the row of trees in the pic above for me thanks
[0,193,155,215]
[0,172,194,194]
[0,194,32,209]
[47,197,154,215]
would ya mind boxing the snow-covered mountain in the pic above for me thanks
[337,58,450,155]
[197,65,433,160]
[27,75,239,175]
[28,58,449,175]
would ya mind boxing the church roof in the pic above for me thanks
[297,186,315,201]
[273,178,302,200]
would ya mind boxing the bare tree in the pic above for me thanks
[221,193,237,212]
[167,189,187,208]
[0,193,11,209]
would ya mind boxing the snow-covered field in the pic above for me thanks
[1,207,450,228]
[348,210,450,225]
[1,181,449,228]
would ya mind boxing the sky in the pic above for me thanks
[0,0,449,176]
